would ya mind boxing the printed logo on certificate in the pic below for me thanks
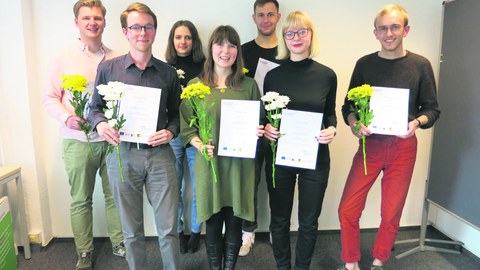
[275,109,323,170]
[118,84,161,143]
[369,87,409,135]
[218,99,260,159]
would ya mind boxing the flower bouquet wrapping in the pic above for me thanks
[347,84,374,175]
[261,91,290,188]
[97,81,127,181]
[61,74,94,155]
[181,81,218,183]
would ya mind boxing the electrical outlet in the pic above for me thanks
[28,232,41,244]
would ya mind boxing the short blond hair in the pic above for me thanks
[374,4,409,28]
[276,11,319,60]
[73,0,106,18]
[120,2,157,29]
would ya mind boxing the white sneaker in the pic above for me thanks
[239,231,255,257]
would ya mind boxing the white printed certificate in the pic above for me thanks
[254,57,280,95]
[369,86,409,135]
[118,84,161,143]
[218,99,260,158]
[275,109,323,169]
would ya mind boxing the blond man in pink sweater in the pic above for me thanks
[42,1,124,269]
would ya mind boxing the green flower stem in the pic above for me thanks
[84,131,94,157]
[362,135,367,175]
[271,141,277,188]
[210,160,218,183]
[202,146,218,183]
[116,145,125,182]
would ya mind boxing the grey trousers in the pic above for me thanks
[107,143,180,270]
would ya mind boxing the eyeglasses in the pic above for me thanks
[127,24,156,34]
[375,24,403,34]
[283,29,310,40]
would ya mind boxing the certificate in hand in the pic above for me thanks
[275,109,323,170]
[118,84,161,143]
[369,86,409,135]
[254,57,280,95]
[218,99,260,158]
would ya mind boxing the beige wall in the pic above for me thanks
[4,0,477,258]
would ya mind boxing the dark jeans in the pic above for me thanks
[265,154,330,269]
[242,140,265,232]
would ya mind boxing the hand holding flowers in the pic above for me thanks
[261,91,290,188]
[347,84,374,175]
[61,74,93,155]
[97,81,127,181]
[181,81,218,183]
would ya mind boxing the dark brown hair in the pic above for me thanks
[165,20,205,65]
[201,25,245,90]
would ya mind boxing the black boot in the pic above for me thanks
[179,231,188,254]
[188,232,201,253]
[223,242,241,270]
[206,242,223,270]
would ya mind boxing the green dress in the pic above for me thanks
[180,77,261,223]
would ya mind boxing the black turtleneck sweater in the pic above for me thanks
[264,58,337,164]
[169,54,204,87]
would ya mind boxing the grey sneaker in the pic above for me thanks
[75,252,92,270]
[113,242,126,258]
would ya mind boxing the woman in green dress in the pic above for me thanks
[180,25,264,270]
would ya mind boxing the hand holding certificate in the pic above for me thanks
[368,86,409,135]
[117,85,161,143]
[347,84,410,175]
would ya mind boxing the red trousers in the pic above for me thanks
[339,134,417,262]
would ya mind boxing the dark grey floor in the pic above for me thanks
[17,226,480,270]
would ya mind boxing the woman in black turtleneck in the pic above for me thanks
[165,20,205,254]
[263,11,337,270]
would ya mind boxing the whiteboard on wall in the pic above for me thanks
[427,0,480,228]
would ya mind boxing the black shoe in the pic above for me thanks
[188,232,201,253]
[179,231,188,254]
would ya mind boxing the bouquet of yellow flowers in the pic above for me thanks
[97,81,127,181]
[261,91,290,188]
[181,81,218,183]
[347,84,374,175]
[61,74,93,155]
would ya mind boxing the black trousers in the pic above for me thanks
[265,156,330,269]
[205,207,242,246]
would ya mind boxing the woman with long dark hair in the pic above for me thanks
[166,20,205,254]
[180,25,264,270]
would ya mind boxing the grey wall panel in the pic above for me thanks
[428,0,480,227]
